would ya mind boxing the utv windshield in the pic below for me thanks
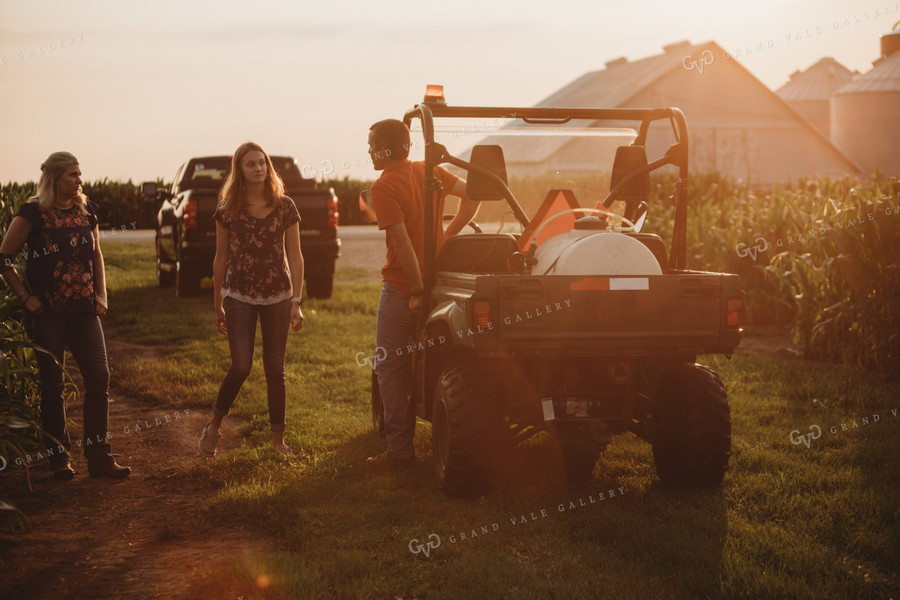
[409,120,638,231]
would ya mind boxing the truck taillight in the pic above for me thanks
[726,298,742,327]
[473,300,492,330]
[184,199,199,230]
[328,194,339,228]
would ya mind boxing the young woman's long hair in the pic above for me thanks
[218,142,285,214]
[31,151,88,216]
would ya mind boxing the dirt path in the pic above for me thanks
[0,336,277,600]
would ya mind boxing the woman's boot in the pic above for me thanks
[85,442,131,478]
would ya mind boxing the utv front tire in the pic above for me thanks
[651,363,731,486]
[432,365,494,496]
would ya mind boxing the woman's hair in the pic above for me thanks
[31,151,88,215]
[219,142,285,213]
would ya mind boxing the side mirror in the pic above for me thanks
[466,145,509,202]
[141,181,158,204]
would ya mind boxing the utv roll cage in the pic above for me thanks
[402,97,691,296]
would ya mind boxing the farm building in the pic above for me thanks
[478,40,862,184]
[776,58,858,139]
[831,26,900,176]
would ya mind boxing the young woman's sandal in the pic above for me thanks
[199,422,222,456]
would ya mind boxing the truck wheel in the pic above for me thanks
[651,363,731,486]
[432,365,495,496]
[371,370,385,436]
[175,259,201,297]
[156,237,175,288]
[306,274,333,299]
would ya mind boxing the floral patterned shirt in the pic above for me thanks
[214,196,300,305]
[16,200,99,314]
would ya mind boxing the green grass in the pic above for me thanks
[102,241,900,600]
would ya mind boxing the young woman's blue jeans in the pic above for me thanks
[373,283,416,456]
[214,296,291,432]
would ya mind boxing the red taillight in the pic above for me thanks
[327,193,339,228]
[184,199,198,230]
[473,300,492,330]
[726,298,742,327]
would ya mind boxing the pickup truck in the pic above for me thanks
[371,87,743,496]
[145,155,341,298]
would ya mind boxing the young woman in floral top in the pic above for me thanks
[0,151,130,480]
[199,142,305,457]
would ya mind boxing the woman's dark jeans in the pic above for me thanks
[27,312,110,464]
[214,296,291,432]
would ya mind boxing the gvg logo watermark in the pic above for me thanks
[789,408,897,448]
[0,455,7,471]
[789,424,822,448]
[735,202,900,261]
[735,236,769,261]
[356,299,574,368]
[682,50,715,74]
[407,484,626,557]
[408,534,441,557]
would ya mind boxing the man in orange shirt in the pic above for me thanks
[366,118,478,466]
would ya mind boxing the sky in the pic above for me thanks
[0,0,895,184]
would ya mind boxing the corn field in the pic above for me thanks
[0,184,59,524]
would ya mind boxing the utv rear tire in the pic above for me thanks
[651,363,731,486]
[306,274,333,299]
[175,259,201,297]
[156,237,175,288]
[432,365,494,496]
[371,370,385,436]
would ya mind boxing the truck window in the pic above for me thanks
[182,157,232,191]
[271,157,306,186]
[171,164,185,196]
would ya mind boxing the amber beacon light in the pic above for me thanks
[424,84,446,104]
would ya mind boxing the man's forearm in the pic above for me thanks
[396,242,423,292]
[444,197,479,237]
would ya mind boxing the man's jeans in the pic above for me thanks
[27,312,110,462]
[374,283,416,456]
[214,296,291,432]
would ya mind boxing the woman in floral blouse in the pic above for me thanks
[0,151,130,480]
[199,142,305,457]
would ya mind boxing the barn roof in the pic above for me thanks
[834,50,900,94]
[475,40,711,163]
[470,39,861,176]
[776,57,858,101]
[535,39,705,109]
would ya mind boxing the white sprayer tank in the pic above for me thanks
[533,230,662,276]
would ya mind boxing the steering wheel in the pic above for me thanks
[530,207,636,244]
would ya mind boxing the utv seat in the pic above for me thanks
[435,234,519,274]
[625,233,668,269]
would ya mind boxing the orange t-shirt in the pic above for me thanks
[372,159,460,295]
